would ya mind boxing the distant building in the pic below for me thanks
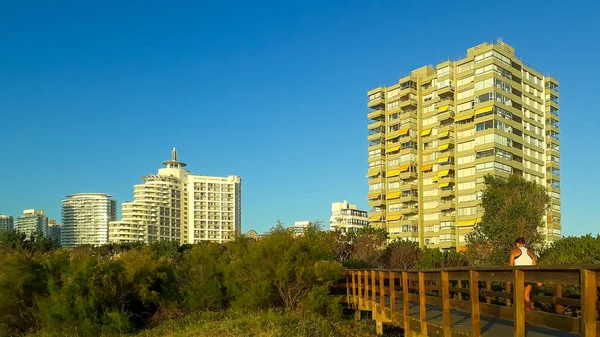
[109,147,242,245]
[47,220,62,244]
[290,221,312,237]
[0,214,14,232]
[329,200,368,234]
[15,209,48,237]
[245,229,261,240]
[61,193,117,248]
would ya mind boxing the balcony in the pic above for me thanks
[368,96,385,109]
[437,110,455,122]
[399,98,418,108]
[368,120,383,130]
[400,207,418,215]
[439,201,455,211]
[438,175,455,185]
[400,194,418,203]
[399,171,418,180]
[438,85,454,97]
[368,109,384,120]
[440,188,455,198]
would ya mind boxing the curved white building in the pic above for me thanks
[109,148,241,244]
[61,193,117,248]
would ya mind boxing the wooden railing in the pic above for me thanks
[343,266,600,337]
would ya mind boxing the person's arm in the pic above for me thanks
[509,249,516,266]
[528,250,542,286]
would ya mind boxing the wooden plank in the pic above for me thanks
[356,271,361,307]
[389,271,396,321]
[505,282,511,307]
[379,270,385,312]
[514,269,525,337]
[402,271,410,332]
[580,270,597,337]
[480,290,512,299]
[345,273,350,305]
[448,271,469,281]
[441,271,451,337]
[524,270,580,286]
[423,272,441,281]
[448,286,470,294]
[406,272,419,280]
[371,269,376,304]
[364,270,369,304]
[530,294,581,307]
[485,281,492,304]
[478,270,513,282]
[457,280,463,301]
[469,270,481,337]
[555,283,563,314]
[418,272,427,335]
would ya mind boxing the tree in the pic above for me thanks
[383,239,420,269]
[539,234,600,265]
[465,174,550,266]
[349,226,388,268]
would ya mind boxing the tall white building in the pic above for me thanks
[61,193,117,248]
[291,221,312,237]
[109,148,242,244]
[329,201,368,234]
[15,209,48,237]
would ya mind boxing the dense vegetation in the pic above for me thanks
[0,174,594,336]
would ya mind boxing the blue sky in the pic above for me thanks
[0,0,598,236]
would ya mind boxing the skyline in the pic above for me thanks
[1,1,599,236]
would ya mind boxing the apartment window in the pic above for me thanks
[400,153,416,162]
[457,154,475,165]
[388,181,401,189]
[388,113,399,122]
[474,77,511,93]
[474,50,511,65]
[440,234,456,242]
[423,116,437,126]
[387,88,400,98]
[457,141,474,151]
[369,149,383,157]
[438,79,452,89]
[388,101,399,110]
[456,62,473,73]
[550,191,561,200]
[476,161,513,174]
[551,180,560,188]
[458,206,477,216]
[474,91,511,106]
[458,167,475,178]
[423,201,439,210]
[457,88,474,100]
[423,104,436,113]
[475,64,512,79]
[476,120,512,134]
[369,183,384,190]
[457,129,474,138]
[423,189,439,197]
[388,203,401,212]
[547,130,560,140]
[438,66,450,75]
[388,158,400,167]
[457,76,474,87]
[423,213,439,221]
[457,101,474,112]
[458,193,477,203]
[368,160,382,168]
[458,181,477,190]
[369,93,383,101]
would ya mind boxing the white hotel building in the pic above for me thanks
[109,148,241,244]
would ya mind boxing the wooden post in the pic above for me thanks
[486,281,492,304]
[371,269,377,305]
[441,271,451,337]
[457,280,463,301]
[358,271,363,307]
[402,271,410,332]
[364,270,369,305]
[352,271,357,307]
[469,270,481,337]
[505,282,511,307]
[379,270,385,314]
[555,283,563,314]
[418,272,427,335]
[580,270,597,337]
[389,271,396,321]
[513,269,525,337]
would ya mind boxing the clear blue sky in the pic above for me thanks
[0,1,598,236]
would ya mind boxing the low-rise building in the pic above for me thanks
[329,201,368,234]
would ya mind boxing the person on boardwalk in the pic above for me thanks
[509,237,540,311]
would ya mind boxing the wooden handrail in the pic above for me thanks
[342,266,599,336]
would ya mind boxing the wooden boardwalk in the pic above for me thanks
[343,267,600,336]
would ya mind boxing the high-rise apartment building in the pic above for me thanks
[0,214,14,232]
[47,220,62,244]
[61,193,117,248]
[15,209,48,237]
[109,148,241,244]
[366,40,560,250]
[329,200,368,234]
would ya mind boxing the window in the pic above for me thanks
[369,183,383,190]
[458,154,475,165]
[475,120,512,134]
[457,88,474,100]
[438,66,450,75]
[474,50,511,65]
[457,75,474,87]
[438,79,452,89]
[387,88,400,98]
[458,167,475,178]
[456,62,473,73]
[457,101,474,112]
[388,203,401,212]
[458,206,477,216]
[423,201,439,210]
[423,115,437,126]
[457,129,474,138]
[423,189,439,197]
[474,64,512,79]
[458,181,476,190]
[388,181,401,189]
[551,180,560,188]
[458,193,477,203]
[387,101,399,110]
[388,158,400,167]
[474,77,511,93]
[476,161,513,174]
[457,141,474,151]
[474,92,511,106]
[423,213,439,221]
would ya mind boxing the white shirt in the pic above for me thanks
[514,246,534,266]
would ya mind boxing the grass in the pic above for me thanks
[134,310,382,337]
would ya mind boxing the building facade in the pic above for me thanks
[0,214,14,232]
[366,40,560,250]
[108,148,242,244]
[61,193,117,248]
[15,209,48,237]
[47,220,62,244]
[290,221,312,237]
[329,200,368,234]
